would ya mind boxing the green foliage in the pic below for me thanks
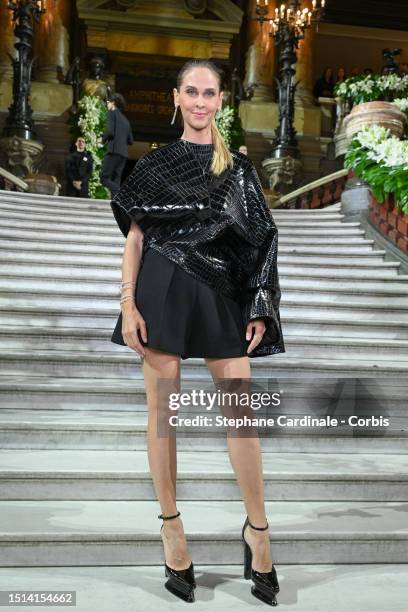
[215,104,245,149]
[229,107,245,150]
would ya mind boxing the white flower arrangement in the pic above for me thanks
[394,98,408,112]
[76,95,108,199]
[334,73,408,106]
[354,125,408,170]
[393,97,408,127]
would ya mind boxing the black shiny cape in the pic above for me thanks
[111,139,285,357]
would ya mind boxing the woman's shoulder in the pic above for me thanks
[137,141,178,163]
[136,141,253,173]
[230,148,252,168]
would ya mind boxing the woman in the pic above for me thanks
[110,59,285,606]
[336,66,346,84]
[313,66,334,98]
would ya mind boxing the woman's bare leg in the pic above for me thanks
[142,346,192,570]
[205,355,274,573]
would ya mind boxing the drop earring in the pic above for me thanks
[170,105,179,125]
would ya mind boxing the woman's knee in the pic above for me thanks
[205,355,251,380]
[143,346,181,379]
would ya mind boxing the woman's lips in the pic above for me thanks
[192,112,207,117]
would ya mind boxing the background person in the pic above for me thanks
[100,93,134,198]
[313,66,334,98]
[65,137,93,198]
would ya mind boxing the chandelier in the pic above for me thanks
[255,0,325,37]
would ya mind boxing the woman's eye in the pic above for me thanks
[185,90,215,96]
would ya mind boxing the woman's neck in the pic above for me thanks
[180,128,212,145]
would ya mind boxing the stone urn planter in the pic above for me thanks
[343,101,406,140]
[24,174,61,195]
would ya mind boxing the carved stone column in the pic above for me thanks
[243,0,276,102]
[34,0,71,83]
[294,2,315,107]
[0,0,15,80]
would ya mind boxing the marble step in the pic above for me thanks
[1,342,408,376]
[1,306,407,338]
[0,406,406,453]
[0,250,395,268]
[0,209,354,233]
[0,499,406,565]
[0,191,113,209]
[0,191,341,216]
[0,270,408,298]
[1,291,407,317]
[1,259,402,281]
[0,199,347,222]
[0,564,406,612]
[1,281,407,317]
[0,222,367,239]
[1,271,408,298]
[0,238,385,255]
[1,371,405,405]
[3,260,402,281]
[0,232,377,248]
[1,327,408,359]
[282,288,408,305]
[1,448,407,501]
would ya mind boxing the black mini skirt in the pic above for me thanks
[111,247,250,360]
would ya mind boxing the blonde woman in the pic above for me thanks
[110,59,285,606]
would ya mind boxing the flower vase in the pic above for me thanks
[343,101,405,140]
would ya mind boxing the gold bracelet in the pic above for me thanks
[120,296,135,305]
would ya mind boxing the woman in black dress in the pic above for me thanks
[110,59,285,606]
[313,66,334,98]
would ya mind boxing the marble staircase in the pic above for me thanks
[0,190,407,609]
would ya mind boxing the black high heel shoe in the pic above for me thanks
[242,515,279,606]
[158,510,196,603]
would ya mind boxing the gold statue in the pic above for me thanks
[81,56,113,101]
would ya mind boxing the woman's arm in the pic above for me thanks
[120,220,148,357]
[240,161,283,352]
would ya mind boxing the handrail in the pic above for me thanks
[0,166,29,192]
[278,168,349,205]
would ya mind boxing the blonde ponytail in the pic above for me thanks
[210,117,233,176]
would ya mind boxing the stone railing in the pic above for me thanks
[273,168,349,210]
[0,166,28,192]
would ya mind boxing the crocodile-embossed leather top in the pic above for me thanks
[110,138,285,357]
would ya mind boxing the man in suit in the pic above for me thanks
[100,93,134,197]
[65,137,94,198]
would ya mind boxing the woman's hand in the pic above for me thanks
[121,303,147,358]
[246,319,266,354]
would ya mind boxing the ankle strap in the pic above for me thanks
[247,516,269,531]
[158,510,181,521]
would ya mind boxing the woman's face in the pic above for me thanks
[338,67,345,79]
[174,67,223,130]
